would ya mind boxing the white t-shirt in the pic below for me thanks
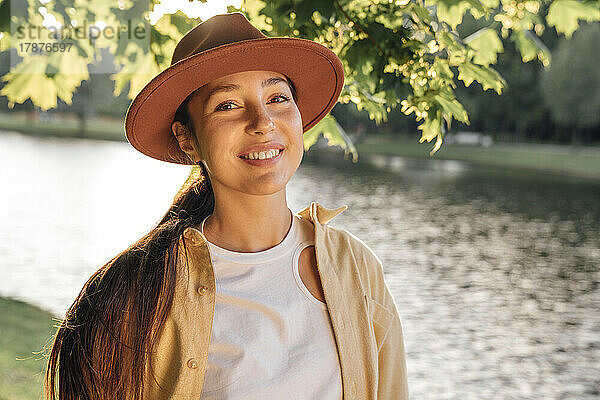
[199,211,343,400]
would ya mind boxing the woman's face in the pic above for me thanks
[178,70,304,196]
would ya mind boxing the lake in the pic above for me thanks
[1,130,598,399]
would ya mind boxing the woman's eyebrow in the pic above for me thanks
[205,77,289,103]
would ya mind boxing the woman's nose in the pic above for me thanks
[246,103,275,135]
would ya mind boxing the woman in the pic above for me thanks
[45,12,408,400]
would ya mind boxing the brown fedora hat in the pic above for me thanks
[124,12,345,165]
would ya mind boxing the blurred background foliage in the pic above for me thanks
[0,0,598,158]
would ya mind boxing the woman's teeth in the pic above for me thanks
[240,149,280,160]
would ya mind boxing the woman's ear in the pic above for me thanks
[172,121,200,163]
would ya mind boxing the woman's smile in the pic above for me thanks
[238,147,285,166]
[237,140,287,166]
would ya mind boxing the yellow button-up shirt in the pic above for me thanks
[145,202,409,399]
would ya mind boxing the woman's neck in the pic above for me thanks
[200,190,293,253]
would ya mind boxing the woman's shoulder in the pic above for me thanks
[296,201,380,258]
[324,223,383,267]
[297,202,385,284]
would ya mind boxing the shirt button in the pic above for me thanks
[187,358,198,369]
[350,381,357,395]
[197,285,208,295]
[183,228,197,244]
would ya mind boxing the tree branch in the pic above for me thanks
[333,0,389,58]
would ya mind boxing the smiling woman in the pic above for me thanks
[44,12,409,400]
[171,71,303,200]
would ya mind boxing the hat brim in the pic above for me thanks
[124,37,344,165]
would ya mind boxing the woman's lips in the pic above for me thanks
[238,149,284,166]
[237,142,286,157]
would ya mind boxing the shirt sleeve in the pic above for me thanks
[353,234,410,400]
[330,225,410,399]
[369,255,410,400]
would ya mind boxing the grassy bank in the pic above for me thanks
[355,134,600,179]
[0,112,124,142]
[0,297,57,400]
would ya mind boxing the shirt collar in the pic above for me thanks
[297,201,348,225]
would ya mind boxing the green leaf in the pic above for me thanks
[434,91,469,123]
[457,62,506,94]
[304,114,358,162]
[0,55,87,110]
[511,30,551,66]
[480,0,500,8]
[547,0,600,38]
[302,125,321,150]
[407,2,433,25]
[437,31,468,65]
[433,58,455,81]
[428,0,485,29]
[242,0,272,32]
[435,0,471,29]
[417,110,444,155]
[464,27,503,66]
[111,50,161,99]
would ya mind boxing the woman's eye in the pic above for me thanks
[270,94,290,103]
[215,101,237,111]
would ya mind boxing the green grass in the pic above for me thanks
[355,134,600,179]
[0,297,58,400]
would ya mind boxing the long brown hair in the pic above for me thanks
[44,75,297,399]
